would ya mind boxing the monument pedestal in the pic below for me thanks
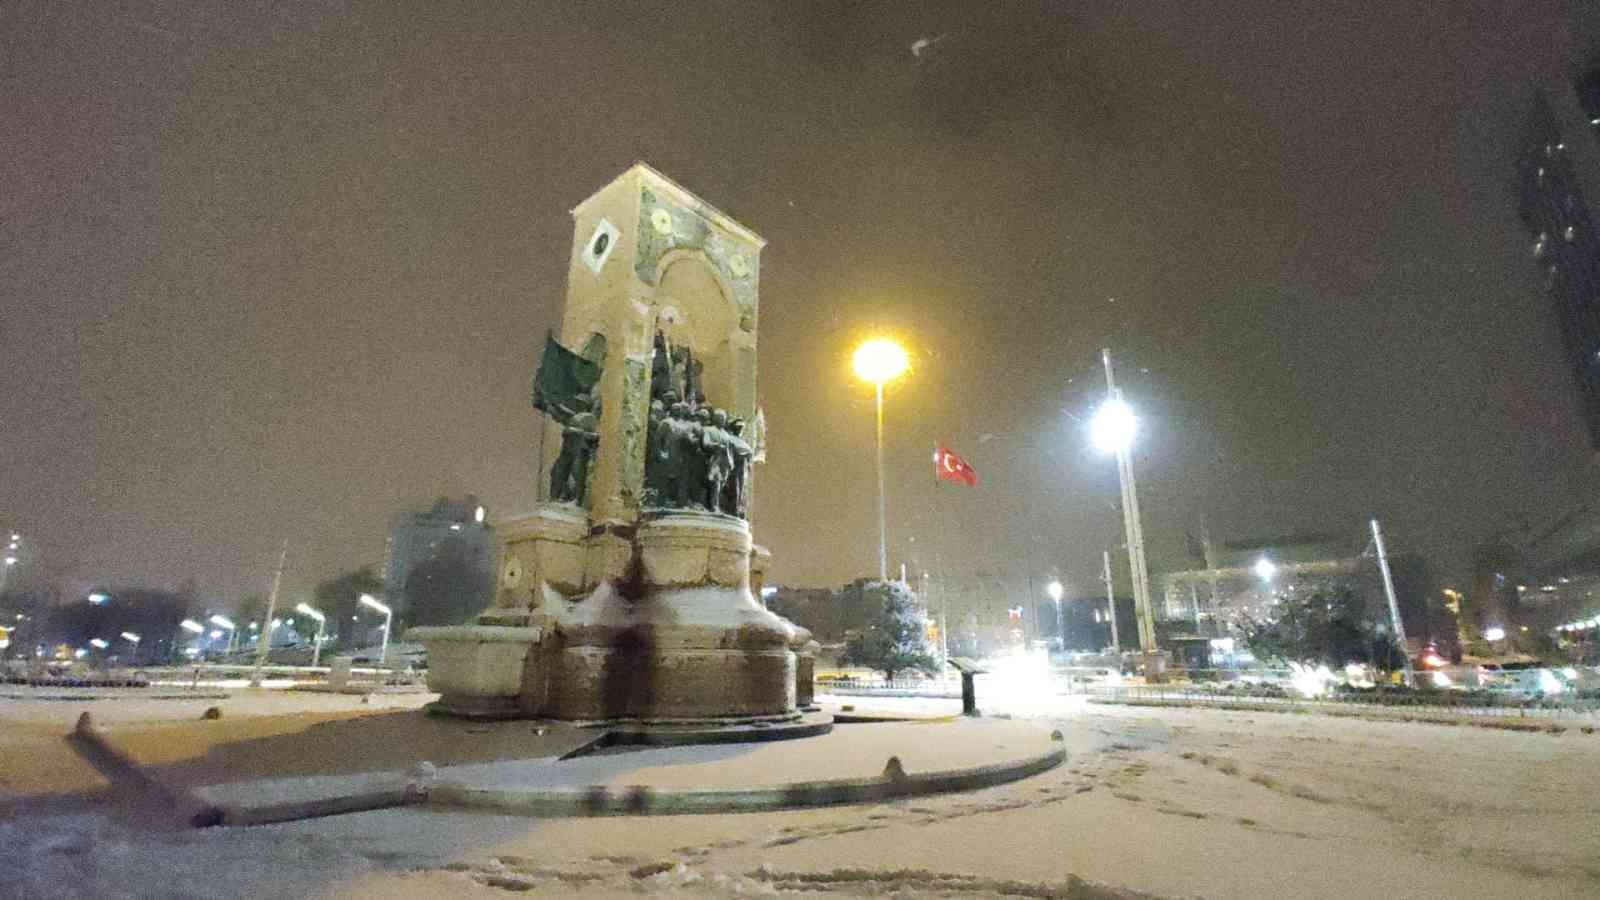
[407,624,543,719]
[414,506,807,724]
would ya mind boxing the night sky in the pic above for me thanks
[6,2,1600,607]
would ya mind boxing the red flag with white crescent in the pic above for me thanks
[933,446,978,487]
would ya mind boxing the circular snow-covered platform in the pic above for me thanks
[72,710,1065,826]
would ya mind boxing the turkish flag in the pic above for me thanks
[934,446,978,487]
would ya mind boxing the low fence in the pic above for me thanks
[817,675,960,697]
[1083,682,1600,721]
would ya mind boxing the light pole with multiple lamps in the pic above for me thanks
[295,603,327,668]
[208,615,238,656]
[2,532,19,596]
[359,594,393,667]
[1089,348,1158,660]
[1046,580,1065,652]
[851,337,910,583]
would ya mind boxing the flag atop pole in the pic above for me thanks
[933,445,978,487]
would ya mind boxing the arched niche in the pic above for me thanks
[653,251,750,417]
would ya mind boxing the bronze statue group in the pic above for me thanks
[547,330,751,518]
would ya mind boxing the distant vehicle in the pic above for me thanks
[1477,661,1565,697]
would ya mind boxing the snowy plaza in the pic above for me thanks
[4,685,1598,899]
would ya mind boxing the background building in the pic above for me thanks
[1516,62,1600,449]
[381,495,496,627]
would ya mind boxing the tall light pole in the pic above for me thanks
[209,615,237,656]
[359,594,392,667]
[296,602,327,668]
[852,337,910,582]
[1046,580,1065,652]
[1102,549,1121,654]
[1,532,18,595]
[250,539,289,687]
[1090,349,1156,656]
[1370,518,1414,686]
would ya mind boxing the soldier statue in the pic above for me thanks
[643,397,669,506]
[549,394,599,504]
[659,401,698,508]
[702,408,735,512]
[722,416,753,517]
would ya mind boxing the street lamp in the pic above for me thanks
[1047,580,1065,651]
[120,632,140,644]
[852,336,910,582]
[358,594,392,666]
[209,615,238,655]
[1090,349,1156,657]
[295,602,327,668]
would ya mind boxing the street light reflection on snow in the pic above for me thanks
[1088,396,1137,454]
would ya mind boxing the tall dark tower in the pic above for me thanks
[1517,84,1600,449]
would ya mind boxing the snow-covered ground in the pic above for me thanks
[3,688,1598,898]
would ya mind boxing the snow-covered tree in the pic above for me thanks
[844,580,939,681]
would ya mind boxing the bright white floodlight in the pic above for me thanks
[209,615,236,631]
[295,602,325,623]
[1253,557,1278,581]
[120,632,140,644]
[180,619,204,634]
[1089,397,1138,454]
[89,638,109,650]
[1047,580,1064,602]
[358,594,390,615]
[1484,626,1506,642]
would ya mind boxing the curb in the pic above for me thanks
[70,709,1065,827]
[66,712,226,827]
[428,738,1067,817]
[1089,697,1597,734]
[595,714,834,750]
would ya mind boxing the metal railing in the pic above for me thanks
[1084,681,1600,721]
[816,675,961,697]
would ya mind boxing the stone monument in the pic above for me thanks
[413,163,817,723]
